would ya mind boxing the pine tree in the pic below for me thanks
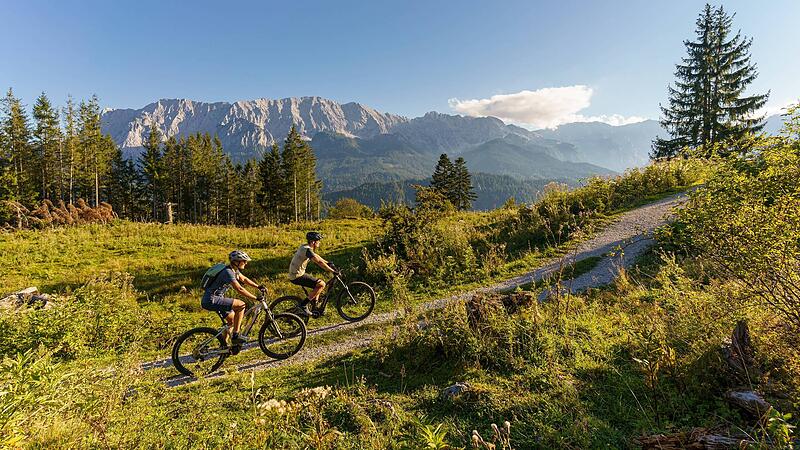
[258,143,286,223]
[63,96,79,204]
[108,146,146,219]
[1,88,36,205]
[431,153,454,197]
[140,123,163,220]
[653,4,769,158]
[451,157,477,210]
[281,126,304,222]
[77,96,114,206]
[32,92,63,201]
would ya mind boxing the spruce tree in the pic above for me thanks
[63,96,79,204]
[451,156,477,210]
[431,153,454,197]
[653,4,769,158]
[140,123,163,220]
[1,88,36,205]
[77,96,114,206]
[108,146,145,219]
[281,126,304,222]
[258,143,285,223]
[32,92,63,200]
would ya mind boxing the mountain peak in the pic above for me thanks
[102,96,408,155]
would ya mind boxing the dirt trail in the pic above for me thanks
[158,192,687,387]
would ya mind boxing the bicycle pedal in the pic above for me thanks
[230,344,242,355]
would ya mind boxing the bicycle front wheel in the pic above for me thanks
[171,327,228,377]
[269,295,308,324]
[258,313,307,360]
[336,281,376,322]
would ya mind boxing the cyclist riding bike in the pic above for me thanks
[201,250,266,350]
[288,231,338,317]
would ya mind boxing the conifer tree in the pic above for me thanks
[431,153,454,198]
[281,126,304,222]
[63,96,79,204]
[77,96,114,206]
[653,4,769,158]
[451,156,477,210]
[140,123,163,220]
[258,143,285,223]
[108,146,145,219]
[1,88,36,205]
[32,92,63,200]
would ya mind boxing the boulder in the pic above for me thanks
[0,287,53,310]
[440,382,472,400]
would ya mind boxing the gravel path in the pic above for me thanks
[160,192,687,387]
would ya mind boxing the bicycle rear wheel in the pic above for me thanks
[336,281,376,322]
[258,313,307,360]
[171,327,228,377]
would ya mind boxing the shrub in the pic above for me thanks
[0,274,156,360]
[327,197,374,219]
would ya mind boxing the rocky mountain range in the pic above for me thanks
[102,97,406,160]
[102,95,784,207]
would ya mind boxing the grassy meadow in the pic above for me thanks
[10,157,797,449]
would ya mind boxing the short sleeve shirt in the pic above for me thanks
[288,244,317,280]
[204,266,238,299]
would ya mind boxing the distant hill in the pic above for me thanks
[325,173,575,211]
[538,120,661,172]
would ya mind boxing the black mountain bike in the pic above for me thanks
[270,270,376,324]
[171,287,307,377]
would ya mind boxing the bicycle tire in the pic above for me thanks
[269,295,308,324]
[171,327,228,377]
[258,312,307,360]
[336,281,376,322]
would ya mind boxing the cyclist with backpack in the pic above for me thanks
[201,250,265,349]
[288,232,338,317]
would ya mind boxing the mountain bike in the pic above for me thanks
[171,287,307,377]
[270,269,376,324]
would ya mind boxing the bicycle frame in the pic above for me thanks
[303,274,358,315]
[194,295,281,358]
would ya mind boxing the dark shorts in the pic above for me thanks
[290,273,321,289]
[201,295,235,320]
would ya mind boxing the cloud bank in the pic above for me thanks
[449,85,646,129]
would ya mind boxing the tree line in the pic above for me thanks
[0,89,321,226]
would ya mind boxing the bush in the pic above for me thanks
[0,274,156,360]
[327,197,374,219]
[668,136,800,334]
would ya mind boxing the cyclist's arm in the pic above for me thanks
[237,272,260,289]
[311,253,336,274]
[231,280,258,301]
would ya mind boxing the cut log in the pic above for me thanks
[636,427,755,449]
[725,389,771,418]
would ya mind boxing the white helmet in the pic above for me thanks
[229,250,252,262]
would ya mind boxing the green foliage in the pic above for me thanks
[668,135,800,332]
[327,197,374,219]
[653,4,769,158]
[0,274,156,359]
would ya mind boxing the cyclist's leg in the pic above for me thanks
[231,298,246,334]
[309,278,325,303]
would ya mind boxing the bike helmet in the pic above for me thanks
[306,231,323,242]
[229,250,252,262]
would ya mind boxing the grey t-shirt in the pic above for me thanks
[203,266,238,299]
[288,244,316,280]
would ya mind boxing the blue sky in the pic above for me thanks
[1,0,798,127]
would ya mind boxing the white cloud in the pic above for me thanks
[448,85,647,129]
